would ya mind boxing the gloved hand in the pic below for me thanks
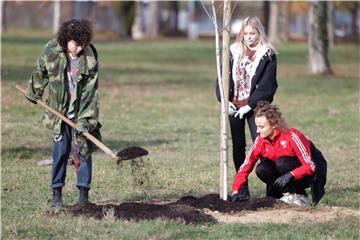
[273,172,294,191]
[228,102,237,116]
[231,192,240,202]
[234,105,251,119]
[230,191,249,202]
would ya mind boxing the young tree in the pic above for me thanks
[202,0,232,200]
[308,1,333,75]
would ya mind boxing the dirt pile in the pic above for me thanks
[177,194,278,212]
[66,201,216,224]
[64,194,279,224]
[59,194,360,225]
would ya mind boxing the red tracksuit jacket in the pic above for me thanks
[232,128,316,192]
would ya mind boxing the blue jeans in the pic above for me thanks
[51,123,92,189]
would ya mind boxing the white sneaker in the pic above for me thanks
[292,194,310,206]
[280,192,296,204]
[280,193,310,206]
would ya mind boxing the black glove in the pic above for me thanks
[230,192,249,202]
[231,193,241,202]
[273,172,294,191]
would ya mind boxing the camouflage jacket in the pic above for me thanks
[25,39,101,136]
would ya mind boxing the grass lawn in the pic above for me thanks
[1,32,359,239]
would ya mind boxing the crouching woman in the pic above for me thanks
[231,101,327,206]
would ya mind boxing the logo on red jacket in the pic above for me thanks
[280,140,287,148]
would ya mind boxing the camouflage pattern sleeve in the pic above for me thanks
[25,44,50,103]
[75,44,101,133]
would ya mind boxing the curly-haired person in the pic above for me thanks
[25,19,101,208]
[231,101,327,206]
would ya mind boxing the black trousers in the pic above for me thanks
[229,112,257,172]
[255,156,313,198]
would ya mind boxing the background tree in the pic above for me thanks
[53,0,60,34]
[327,1,335,46]
[145,1,160,39]
[308,1,333,75]
[161,1,180,36]
[268,2,291,43]
[336,1,359,43]
[112,1,135,38]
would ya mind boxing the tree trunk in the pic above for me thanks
[217,0,231,200]
[269,2,291,43]
[351,2,359,43]
[327,1,335,46]
[263,1,270,35]
[188,1,199,40]
[53,0,61,34]
[146,1,160,39]
[280,2,291,42]
[1,0,6,33]
[308,1,333,75]
[131,1,144,40]
[268,1,280,43]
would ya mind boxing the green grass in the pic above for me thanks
[1,32,359,239]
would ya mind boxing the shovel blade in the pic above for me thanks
[116,146,149,164]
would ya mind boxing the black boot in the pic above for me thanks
[78,187,89,204]
[52,187,63,208]
[266,184,283,199]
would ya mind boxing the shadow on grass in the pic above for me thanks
[1,139,175,161]
[2,146,51,160]
[103,138,178,152]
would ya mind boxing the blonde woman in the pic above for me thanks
[216,16,278,200]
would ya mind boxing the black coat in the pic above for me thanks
[310,142,327,205]
[215,52,278,109]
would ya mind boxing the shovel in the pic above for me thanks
[16,85,148,164]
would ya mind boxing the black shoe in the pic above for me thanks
[52,187,63,208]
[78,187,89,204]
[266,184,283,199]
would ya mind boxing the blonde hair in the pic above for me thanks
[254,101,288,130]
[235,16,278,59]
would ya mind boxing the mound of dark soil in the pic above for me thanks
[177,193,278,212]
[64,194,279,224]
[66,201,216,224]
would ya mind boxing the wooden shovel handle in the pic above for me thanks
[15,85,117,160]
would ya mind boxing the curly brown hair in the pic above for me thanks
[57,19,93,51]
[254,101,288,130]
